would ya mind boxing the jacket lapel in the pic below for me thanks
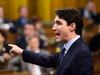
[56,37,83,75]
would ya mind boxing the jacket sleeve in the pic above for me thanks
[22,49,59,68]
[72,51,94,75]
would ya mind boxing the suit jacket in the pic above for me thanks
[15,35,27,49]
[0,42,12,55]
[79,8,100,24]
[21,49,50,74]
[13,18,28,33]
[3,19,10,23]
[22,37,94,75]
[15,35,46,49]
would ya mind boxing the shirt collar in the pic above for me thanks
[64,35,80,51]
[35,49,40,53]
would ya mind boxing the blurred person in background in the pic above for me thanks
[15,21,45,49]
[32,15,48,47]
[79,1,100,24]
[12,6,29,33]
[0,29,12,69]
[7,21,36,72]
[8,22,46,72]
[0,6,10,24]
[32,15,46,35]
[21,35,50,75]
[0,6,14,30]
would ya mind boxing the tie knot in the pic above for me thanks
[61,47,66,53]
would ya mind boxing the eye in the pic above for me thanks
[57,21,62,25]
[57,22,61,25]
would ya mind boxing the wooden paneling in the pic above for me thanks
[27,0,37,18]
[1,0,100,21]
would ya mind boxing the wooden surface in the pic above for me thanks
[0,72,29,75]
[0,60,9,67]
[0,69,14,74]
[6,30,21,44]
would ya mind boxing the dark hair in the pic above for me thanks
[54,8,83,36]
[25,20,36,29]
[28,35,39,42]
[32,15,42,23]
[26,20,35,25]
[0,29,7,41]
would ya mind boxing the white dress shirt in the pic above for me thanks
[28,49,42,75]
[64,36,80,55]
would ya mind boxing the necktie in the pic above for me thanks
[60,47,66,64]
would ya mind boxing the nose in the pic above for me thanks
[52,24,57,31]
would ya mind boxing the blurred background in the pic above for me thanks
[0,0,100,75]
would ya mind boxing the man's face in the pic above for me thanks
[19,7,28,18]
[0,7,4,18]
[24,24,35,37]
[0,33,5,43]
[35,22,42,30]
[87,2,96,12]
[52,16,70,43]
[28,37,39,52]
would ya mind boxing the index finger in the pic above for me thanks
[8,44,15,48]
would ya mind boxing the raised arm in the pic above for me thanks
[9,44,59,68]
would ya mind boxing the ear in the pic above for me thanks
[70,23,76,31]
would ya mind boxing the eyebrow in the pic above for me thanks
[54,20,61,23]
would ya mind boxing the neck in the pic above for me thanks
[21,17,27,19]
[31,48,39,52]
[64,33,79,44]
[0,42,3,49]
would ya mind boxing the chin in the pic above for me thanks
[56,39,61,43]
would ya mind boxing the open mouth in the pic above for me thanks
[56,33,60,38]
[56,33,60,36]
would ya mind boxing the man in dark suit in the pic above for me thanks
[79,1,100,24]
[15,21,45,49]
[12,6,29,33]
[0,6,13,30]
[9,8,94,75]
[0,6,10,24]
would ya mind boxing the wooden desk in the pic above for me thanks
[0,60,9,68]
[0,72,29,75]
[94,63,100,73]
[0,69,13,74]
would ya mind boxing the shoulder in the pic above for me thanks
[4,19,10,23]
[73,41,92,61]
[14,18,20,22]
[72,37,92,58]
[15,35,25,42]
[3,42,12,52]
[76,39,91,54]
[78,8,84,15]
[13,18,21,24]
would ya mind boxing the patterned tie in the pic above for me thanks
[60,47,66,64]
